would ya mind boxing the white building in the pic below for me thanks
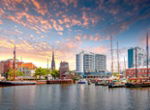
[76,51,106,74]
[95,54,106,73]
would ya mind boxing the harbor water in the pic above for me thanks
[0,85,150,110]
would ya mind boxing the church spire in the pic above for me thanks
[51,50,55,70]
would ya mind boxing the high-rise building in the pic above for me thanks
[51,51,55,70]
[59,61,69,78]
[95,54,106,73]
[128,47,145,68]
[76,51,106,74]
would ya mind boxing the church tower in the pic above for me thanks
[51,51,55,70]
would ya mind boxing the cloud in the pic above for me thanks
[31,0,48,15]
[82,11,99,26]
[0,36,82,70]
[3,12,54,33]
[60,0,78,7]
[75,34,109,42]
[92,46,108,54]
[0,20,2,24]
[0,8,4,15]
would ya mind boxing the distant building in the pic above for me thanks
[126,66,150,78]
[59,61,69,78]
[76,51,106,75]
[0,59,23,75]
[0,59,37,77]
[18,63,37,76]
[128,47,145,68]
[95,54,106,73]
[51,51,55,70]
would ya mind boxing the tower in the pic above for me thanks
[51,51,55,70]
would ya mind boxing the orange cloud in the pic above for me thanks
[0,8,4,16]
[0,20,2,24]
[4,12,53,33]
[31,0,48,15]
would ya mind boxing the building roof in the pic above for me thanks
[21,63,36,69]
[78,51,106,56]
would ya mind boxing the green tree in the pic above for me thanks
[7,69,24,80]
[34,67,51,79]
[51,69,59,79]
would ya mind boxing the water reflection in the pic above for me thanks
[0,85,150,110]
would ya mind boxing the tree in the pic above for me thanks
[34,68,51,79]
[51,69,59,79]
[35,67,45,78]
[7,69,24,80]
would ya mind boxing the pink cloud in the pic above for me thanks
[75,34,109,42]
[31,0,48,15]
[60,0,78,7]
[0,20,2,24]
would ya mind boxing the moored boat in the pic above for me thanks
[108,82,125,88]
[108,79,126,88]
[95,80,109,86]
[0,81,36,86]
[77,79,88,84]
[126,77,150,88]
[125,82,150,88]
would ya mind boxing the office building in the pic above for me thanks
[128,47,145,68]
[76,51,106,74]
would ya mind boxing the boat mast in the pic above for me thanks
[146,32,149,77]
[13,44,16,80]
[124,57,126,78]
[117,41,120,79]
[135,47,138,78]
[110,36,114,75]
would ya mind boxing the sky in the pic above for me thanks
[0,0,150,71]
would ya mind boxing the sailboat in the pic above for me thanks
[108,41,125,88]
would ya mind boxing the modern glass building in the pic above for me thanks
[128,47,145,68]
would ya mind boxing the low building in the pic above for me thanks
[0,59,23,77]
[18,63,37,76]
[59,61,69,78]
[0,59,36,77]
[126,67,150,78]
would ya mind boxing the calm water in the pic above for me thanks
[0,85,150,110]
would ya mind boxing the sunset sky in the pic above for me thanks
[0,0,150,71]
